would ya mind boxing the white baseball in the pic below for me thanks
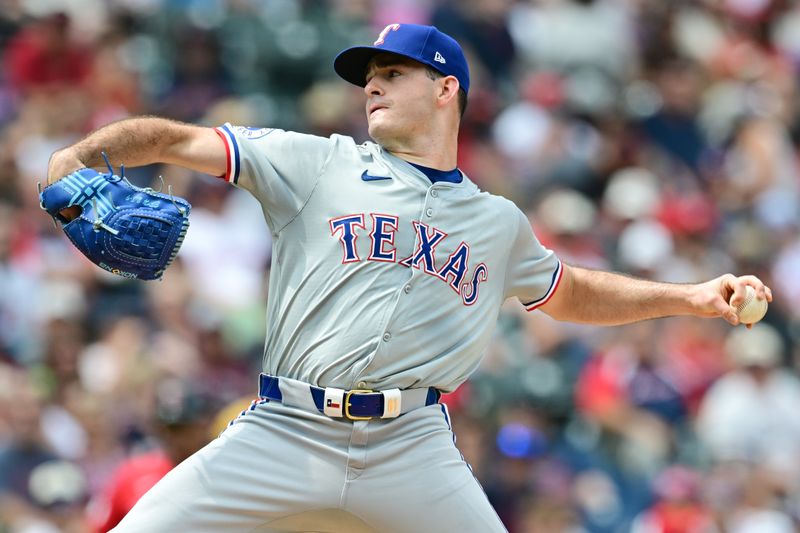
[731,285,768,325]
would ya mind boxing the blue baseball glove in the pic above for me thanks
[39,161,191,281]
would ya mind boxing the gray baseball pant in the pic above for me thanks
[111,388,507,532]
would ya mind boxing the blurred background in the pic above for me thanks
[2,0,800,531]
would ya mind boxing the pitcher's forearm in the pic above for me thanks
[48,117,174,182]
[540,265,752,326]
[73,117,178,167]
[47,117,226,183]
[575,269,693,324]
[555,267,694,325]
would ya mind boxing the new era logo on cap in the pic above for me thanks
[333,23,470,94]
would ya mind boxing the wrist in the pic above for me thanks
[47,150,84,185]
[679,283,703,315]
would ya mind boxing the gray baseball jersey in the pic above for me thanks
[215,123,561,393]
[112,124,562,533]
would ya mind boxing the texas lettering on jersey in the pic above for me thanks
[329,213,488,306]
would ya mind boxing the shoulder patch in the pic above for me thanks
[234,126,274,140]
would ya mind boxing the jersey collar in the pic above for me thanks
[371,143,477,193]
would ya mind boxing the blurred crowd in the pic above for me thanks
[1,0,800,531]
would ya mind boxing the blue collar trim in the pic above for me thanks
[409,162,463,184]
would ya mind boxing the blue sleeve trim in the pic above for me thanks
[523,259,563,311]
[219,123,241,184]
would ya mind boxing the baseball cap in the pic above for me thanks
[334,23,470,94]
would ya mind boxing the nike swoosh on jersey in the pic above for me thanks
[361,170,392,182]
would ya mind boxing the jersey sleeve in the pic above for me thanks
[214,123,335,231]
[504,207,563,311]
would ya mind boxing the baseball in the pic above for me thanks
[731,285,768,325]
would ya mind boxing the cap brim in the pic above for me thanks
[334,46,415,88]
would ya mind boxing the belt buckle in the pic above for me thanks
[344,389,374,421]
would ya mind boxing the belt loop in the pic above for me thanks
[277,376,320,413]
[323,387,345,417]
[380,389,402,418]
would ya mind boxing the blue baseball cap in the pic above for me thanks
[334,23,470,94]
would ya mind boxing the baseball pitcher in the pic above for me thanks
[45,24,771,533]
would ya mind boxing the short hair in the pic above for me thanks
[425,66,468,119]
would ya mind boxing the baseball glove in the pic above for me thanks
[39,159,191,280]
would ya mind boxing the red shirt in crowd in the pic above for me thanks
[86,450,175,533]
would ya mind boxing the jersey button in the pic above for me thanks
[425,208,433,217]
[357,381,367,388]
[404,284,411,293]
[382,332,392,341]
[431,189,438,198]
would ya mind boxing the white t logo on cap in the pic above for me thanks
[434,52,446,64]
[374,23,401,46]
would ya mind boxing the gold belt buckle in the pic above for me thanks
[344,389,375,421]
